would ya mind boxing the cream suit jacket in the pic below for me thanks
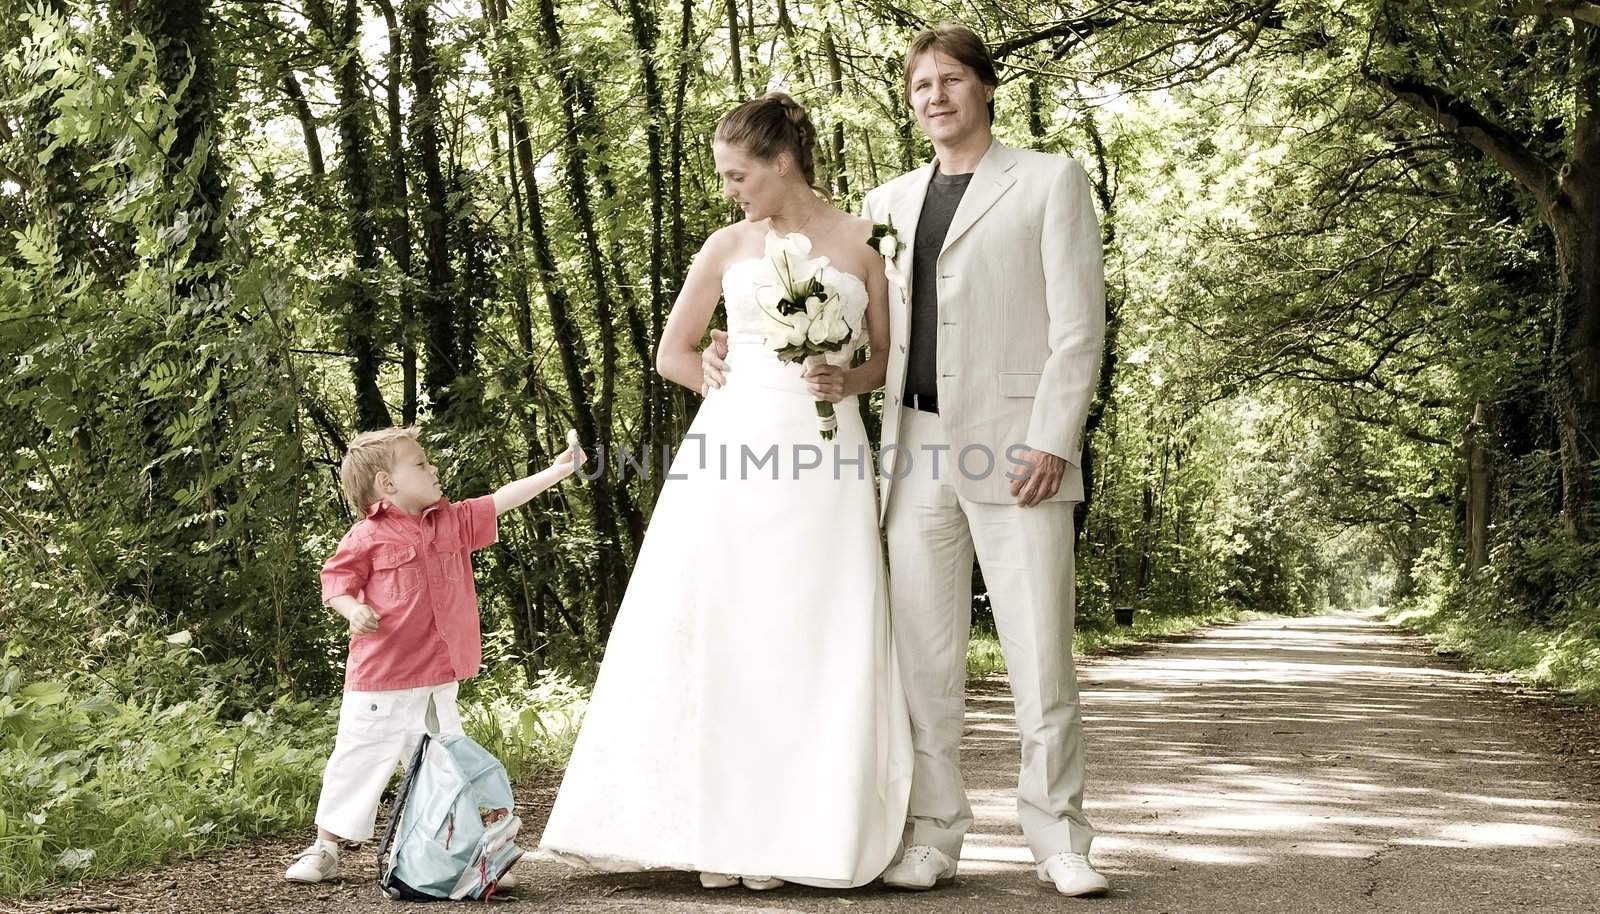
[863,140,1106,520]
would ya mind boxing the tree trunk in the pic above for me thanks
[724,0,743,96]
[403,0,458,418]
[624,0,673,477]
[280,71,325,177]
[823,26,847,197]
[533,0,617,432]
[1028,78,1046,140]
[312,0,392,430]
[122,0,226,283]
[372,0,418,424]
[1074,109,1118,543]
[532,0,644,560]
[1550,23,1600,541]
[659,0,694,443]
[482,6,567,667]
[1464,402,1493,574]
[492,0,626,633]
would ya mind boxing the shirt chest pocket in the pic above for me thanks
[432,532,468,583]
[370,544,423,599]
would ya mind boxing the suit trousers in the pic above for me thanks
[885,407,1095,862]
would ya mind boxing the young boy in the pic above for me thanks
[285,426,582,884]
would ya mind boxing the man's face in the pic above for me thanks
[907,51,994,149]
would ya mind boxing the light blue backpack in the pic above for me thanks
[375,730,525,901]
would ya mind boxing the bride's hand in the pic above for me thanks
[701,329,730,395]
[802,363,848,402]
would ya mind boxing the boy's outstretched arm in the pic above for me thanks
[492,439,585,516]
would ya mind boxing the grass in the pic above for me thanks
[967,606,1261,677]
[1385,604,1600,702]
[0,675,335,898]
[1,667,586,901]
[462,672,586,783]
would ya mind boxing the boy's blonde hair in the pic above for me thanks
[339,427,420,514]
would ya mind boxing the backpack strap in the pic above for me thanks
[375,731,432,897]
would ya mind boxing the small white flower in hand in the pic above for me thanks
[560,429,586,477]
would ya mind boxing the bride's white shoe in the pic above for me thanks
[698,872,740,889]
[697,872,784,891]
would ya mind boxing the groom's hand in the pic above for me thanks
[701,329,730,394]
[1010,448,1066,507]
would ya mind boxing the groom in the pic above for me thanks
[861,24,1108,897]
[702,22,1107,897]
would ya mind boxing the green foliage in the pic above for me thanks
[1389,545,1600,700]
[0,667,335,898]
[460,667,587,783]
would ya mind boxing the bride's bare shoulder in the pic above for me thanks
[847,213,877,243]
[696,222,761,270]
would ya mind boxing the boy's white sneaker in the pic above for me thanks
[284,841,339,883]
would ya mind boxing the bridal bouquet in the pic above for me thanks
[753,231,858,439]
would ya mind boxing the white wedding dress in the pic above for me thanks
[538,247,913,888]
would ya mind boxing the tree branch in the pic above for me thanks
[1505,1,1600,26]
[993,16,1120,60]
[280,70,325,177]
[1371,72,1562,212]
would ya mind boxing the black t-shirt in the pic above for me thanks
[906,167,973,402]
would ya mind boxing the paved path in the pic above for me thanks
[17,613,1600,913]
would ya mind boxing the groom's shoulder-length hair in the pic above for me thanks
[903,23,999,123]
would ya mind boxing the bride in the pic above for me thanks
[536,93,912,890]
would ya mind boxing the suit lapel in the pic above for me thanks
[896,167,934,300]
[890,165,934,345]
[940,140,1017,255]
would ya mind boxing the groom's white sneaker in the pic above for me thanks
[1036,852,1110,897]
[882,845,957,890]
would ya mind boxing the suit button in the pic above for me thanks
[899,344,906,353]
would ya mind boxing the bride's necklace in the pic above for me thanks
[772,201,823,236]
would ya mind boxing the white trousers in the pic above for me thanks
[885,407,1095,862]
[313,680,464,842]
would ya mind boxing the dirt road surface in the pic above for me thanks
[16,612,1600,914]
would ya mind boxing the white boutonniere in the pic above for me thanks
[868,219,907,297]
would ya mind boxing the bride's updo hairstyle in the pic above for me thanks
[714,92,819,190]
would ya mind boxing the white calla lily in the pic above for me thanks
[786,314,812,347]
[755,284,785,314]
